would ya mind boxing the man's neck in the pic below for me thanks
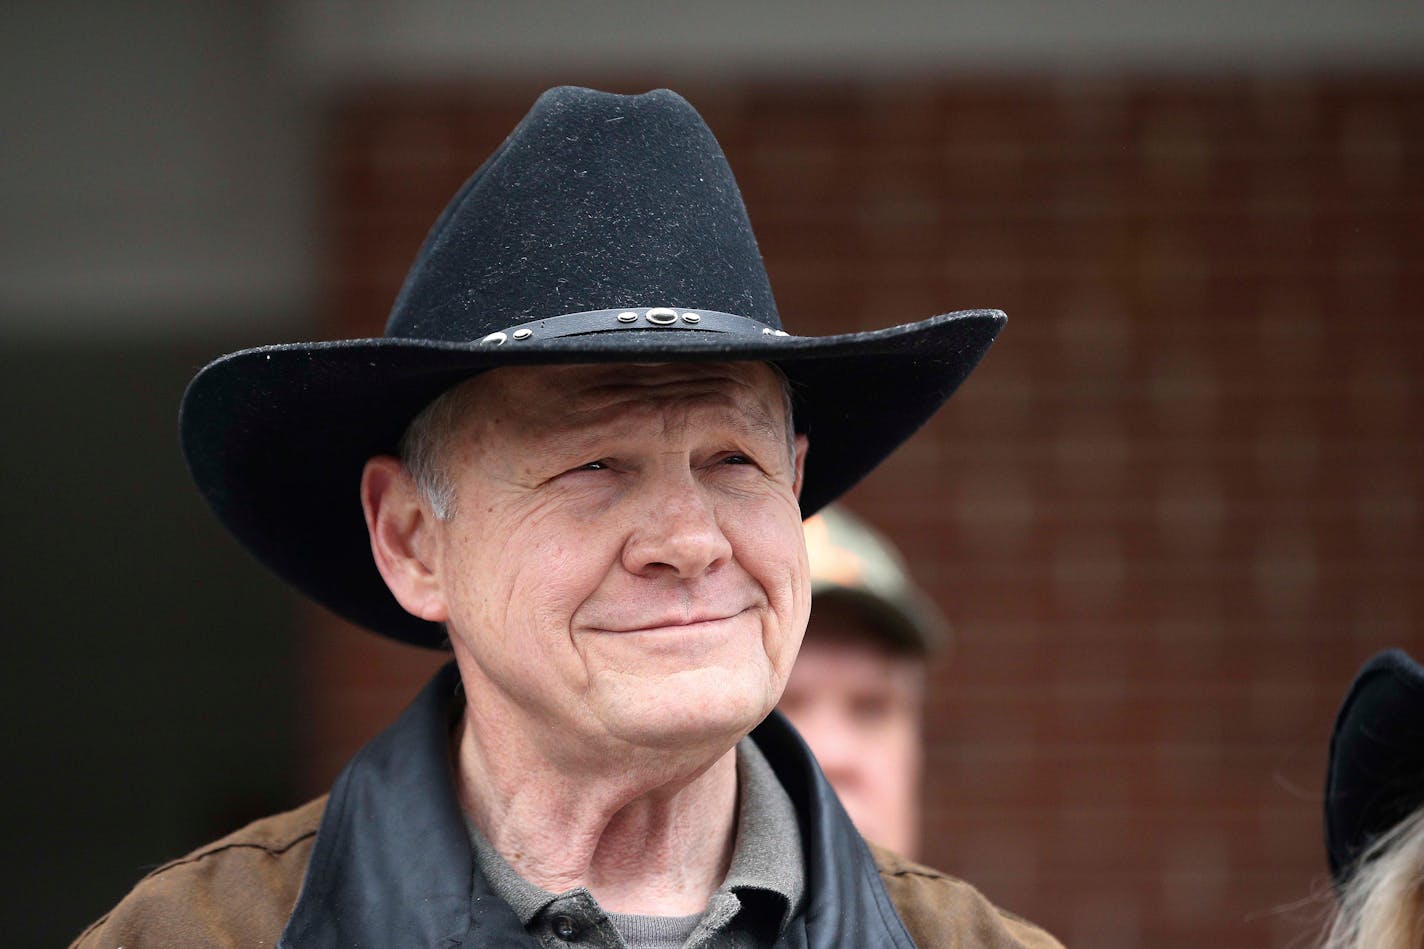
[452,709,740,917]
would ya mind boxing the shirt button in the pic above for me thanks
[551,914,580,940]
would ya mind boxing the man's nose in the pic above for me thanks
[622,475,733,579]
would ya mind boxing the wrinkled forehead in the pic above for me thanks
[467,360,790,439]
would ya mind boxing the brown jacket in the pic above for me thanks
[74,667,1063,949]
[73,799,1060,949]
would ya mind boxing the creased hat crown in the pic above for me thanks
[387,87,781,344]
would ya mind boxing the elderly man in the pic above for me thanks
[74,87,1060,948]
[780,506,948,860]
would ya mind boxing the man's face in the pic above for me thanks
[424,361,810,760]
[777,602,926,857]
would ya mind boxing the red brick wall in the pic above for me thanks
[308,76,1424,948]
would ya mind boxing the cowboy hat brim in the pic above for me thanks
[181,308,1003,647]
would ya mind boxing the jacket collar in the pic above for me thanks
[280,663,916,949]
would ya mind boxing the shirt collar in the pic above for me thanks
[726,736,806,929]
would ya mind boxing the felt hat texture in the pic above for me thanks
[181,86,1005,648]
[1325,648,1424,883]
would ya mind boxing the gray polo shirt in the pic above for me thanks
[466,738,806,949]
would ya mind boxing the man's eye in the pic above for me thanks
[721,454,752,465]
[849,695,894,726]
[577,460,607,471]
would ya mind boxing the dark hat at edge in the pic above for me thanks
[1325,648,1424,884]
[180,86,1005,649]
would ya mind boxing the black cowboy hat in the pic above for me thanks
[180,86,1004,648]
[1325,648,1424,883]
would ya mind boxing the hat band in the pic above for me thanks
[478,307,792,346]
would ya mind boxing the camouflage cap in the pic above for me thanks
[802,505,950,656]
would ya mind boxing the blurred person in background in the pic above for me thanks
[778,505,947,860]
[1322,648,1424,949]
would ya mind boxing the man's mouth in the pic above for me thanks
[593,607,753,635]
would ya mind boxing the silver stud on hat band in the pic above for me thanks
[476,308,792,345]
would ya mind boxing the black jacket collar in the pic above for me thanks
[280,663,916,948]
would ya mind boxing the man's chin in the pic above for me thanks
[595,677,775,754]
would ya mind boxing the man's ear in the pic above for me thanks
[360,455,449,623]
[791,434,809,500]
